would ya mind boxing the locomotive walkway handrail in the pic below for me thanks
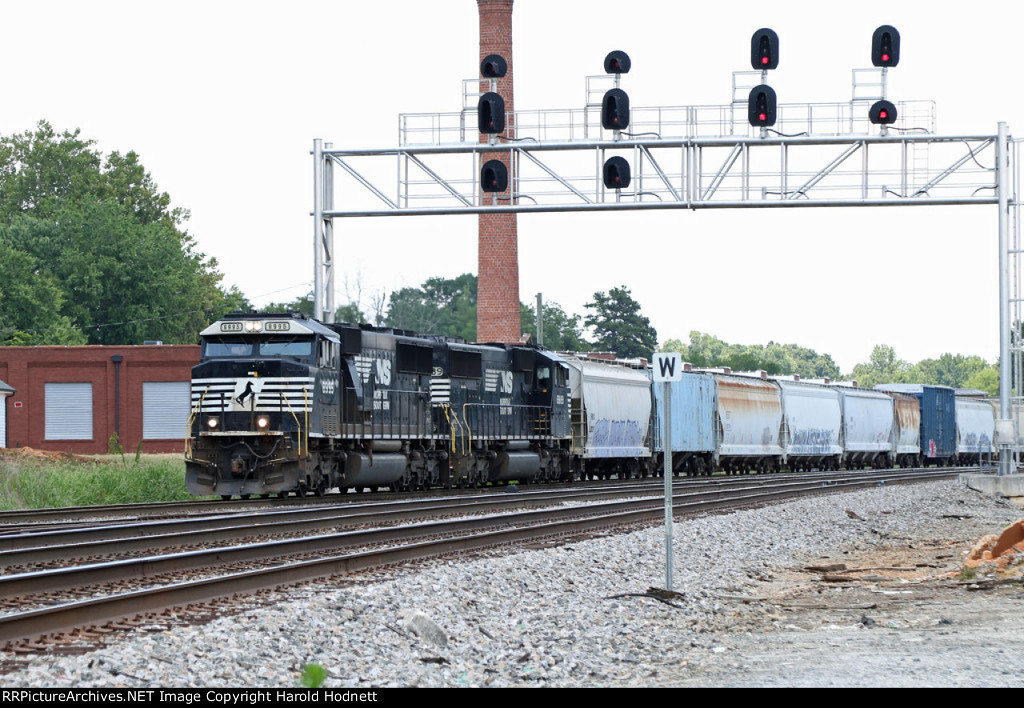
[185,388,205,457]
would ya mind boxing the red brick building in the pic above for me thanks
[0,346,199,454]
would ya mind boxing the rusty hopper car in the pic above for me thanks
[713,374,784,473]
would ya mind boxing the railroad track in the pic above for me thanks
[0,467,969,653]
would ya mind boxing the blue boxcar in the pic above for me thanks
[875,384,956,464]
[652,371,716,475]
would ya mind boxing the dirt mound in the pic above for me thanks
[0,447,99,465]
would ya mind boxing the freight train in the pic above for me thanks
[184,311,997,498]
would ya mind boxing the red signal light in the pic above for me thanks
[879,110,888,120]
[761,56,769,65]
[881,53,890,62]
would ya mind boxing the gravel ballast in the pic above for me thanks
[4,480,1023,688]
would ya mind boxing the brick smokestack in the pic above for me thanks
[477,0,520,343]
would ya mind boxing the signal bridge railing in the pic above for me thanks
[324,133,997,217]
[399,100,936,147]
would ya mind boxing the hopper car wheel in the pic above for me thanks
[259,494,271,499]
[276,491,289,499]
[296,483,308,498]
[220,495,232,501]
[239,494,251,500]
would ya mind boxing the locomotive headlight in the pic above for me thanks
[244,320,263,333]
[256,415,270,431]
[206,416,220,430]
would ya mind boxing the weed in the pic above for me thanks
[0,454,199,509]
[299,663,328,688]
[108,433,125,462]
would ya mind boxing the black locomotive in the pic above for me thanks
[185,311,572,498]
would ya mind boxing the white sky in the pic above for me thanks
[2,1,1021,373]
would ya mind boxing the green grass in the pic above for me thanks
[0,453,197,510]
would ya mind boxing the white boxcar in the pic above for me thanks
[562,355,652,479]
[955,396,996,464]
[777,380,843,470]
[835,386,895,469]
[714,374,784,473]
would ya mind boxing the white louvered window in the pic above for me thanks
[44,383,93,440]
[143,381,190,439]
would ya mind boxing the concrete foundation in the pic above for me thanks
[960,473,1024,501]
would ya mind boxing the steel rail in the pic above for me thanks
[0,468,968,565]
[0,467,956,595]
[0,467,961,648]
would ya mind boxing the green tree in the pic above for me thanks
[0,121,241,344]
[663,331,840,378]
[385,273,477,341]
[263,296,315,318]
[848,344,913,389]
[964,365,999,396]
[584,286,658,359]
[0,235,86,345]
[0,121,104,222]
[910,353,989,389]
[520,300,588,351]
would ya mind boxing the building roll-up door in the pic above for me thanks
[143,381,190,439]
[45,383,93,440]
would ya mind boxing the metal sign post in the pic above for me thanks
[653,352,683,590]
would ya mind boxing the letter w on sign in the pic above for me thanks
[653,353,683,382]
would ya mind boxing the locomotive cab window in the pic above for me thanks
[204,338,254,358]
[260,338,313,360]
[554,365,567,387]
[536,365,551,389]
